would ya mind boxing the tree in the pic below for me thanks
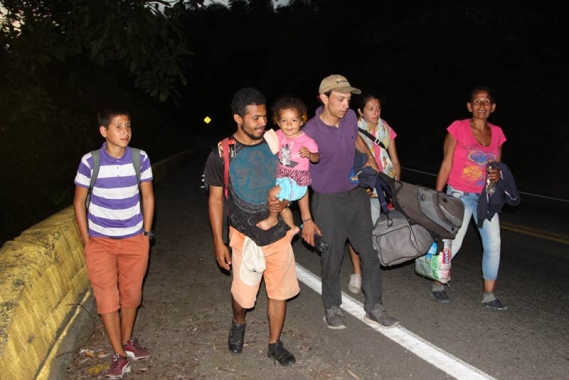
[0,0,194,245]
[1,0,192,103]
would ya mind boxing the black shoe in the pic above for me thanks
[228,321,246,354]
[483,298,508,311]
[430,285,451,304]
[267,340,296,366]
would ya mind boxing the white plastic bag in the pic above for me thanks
[414,239,452,284]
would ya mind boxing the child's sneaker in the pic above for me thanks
[105,354,130,379]
[123,338,151,361]
[348,274,362,294]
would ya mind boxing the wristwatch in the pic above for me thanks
[143,230,155,240]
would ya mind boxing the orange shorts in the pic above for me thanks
[84,234,149,314]
[229,228,300,309]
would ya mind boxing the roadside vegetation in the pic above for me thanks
[1,0,566,245]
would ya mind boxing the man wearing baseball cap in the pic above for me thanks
[298,74,399,329]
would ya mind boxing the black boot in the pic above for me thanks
[268,340,296,366]
[227,321,246,354]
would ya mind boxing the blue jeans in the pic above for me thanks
[446,185,501,281]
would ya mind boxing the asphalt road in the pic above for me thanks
[58,149,569,380]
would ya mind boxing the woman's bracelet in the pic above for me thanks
[302,217,312,223]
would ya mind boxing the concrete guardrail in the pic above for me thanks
[0,148,195,380]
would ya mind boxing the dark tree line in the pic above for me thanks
[0,0,566,245]
[178,0,567,194]
[0,0,195,244]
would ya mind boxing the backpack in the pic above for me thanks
[352,151,462,266]
[351,150,434,266]
[372,209,434,266]
[202,137,236,243]
[377,171,465,240]
[204,138,235,197]
[87,148,141,208]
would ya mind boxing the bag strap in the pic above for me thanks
[417,187,457,235]
[358,129,387,150]
[89,150,100,195]
[221,137,236,199]
[374,177,390,215]
[131,148,141,186]
[87,148,141,207]
[358,129,393,214]
[220,137,235,244]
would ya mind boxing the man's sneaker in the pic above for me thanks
[123,338,151,361]
[323,306,346,329]
[430,288,451,304]
[348,274,362,294]
[364,304,399,328]
[267,340,296,366]
[105,354,130,379]
[228,321,246,354]
[483,298,509,311]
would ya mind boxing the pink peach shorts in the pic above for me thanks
[229,227,299,309]
[84,234,149,314]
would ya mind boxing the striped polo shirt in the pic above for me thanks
[74,144,153,238]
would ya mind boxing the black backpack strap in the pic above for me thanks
[88,148,141,208]
[374,177,390,215]
[358,129,387,149]
[89,150,100,192]
[130,148,141,186]
[129,148,143,214]
[86,150,100,208]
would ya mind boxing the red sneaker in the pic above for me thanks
[105,354,130,379]
[123,338,151,361]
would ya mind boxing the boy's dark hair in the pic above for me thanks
[231,88,266,117]
[355,91,386,113]
[271,96,308,125]
[470,86,496,103]
[97,108,130,128]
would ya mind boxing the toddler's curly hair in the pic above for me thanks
[271,96,308,125]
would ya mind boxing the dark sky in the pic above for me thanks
[175,0,567,191]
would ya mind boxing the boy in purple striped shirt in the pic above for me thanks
[73,108,155,379]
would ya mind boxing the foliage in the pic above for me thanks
[179,0,567,194]
[0,0,193,245]
[0,0,567,245]
[1,0,192,104]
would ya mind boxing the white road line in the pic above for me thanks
[296,263,496,380]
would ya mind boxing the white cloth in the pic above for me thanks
[239,236,266,286]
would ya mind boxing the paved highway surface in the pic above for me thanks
[57,148,569,380]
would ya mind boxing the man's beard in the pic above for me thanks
[241,125,264,141]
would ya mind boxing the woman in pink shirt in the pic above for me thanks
[431,86,507,311]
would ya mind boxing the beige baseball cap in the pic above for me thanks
[318,74,361,95]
